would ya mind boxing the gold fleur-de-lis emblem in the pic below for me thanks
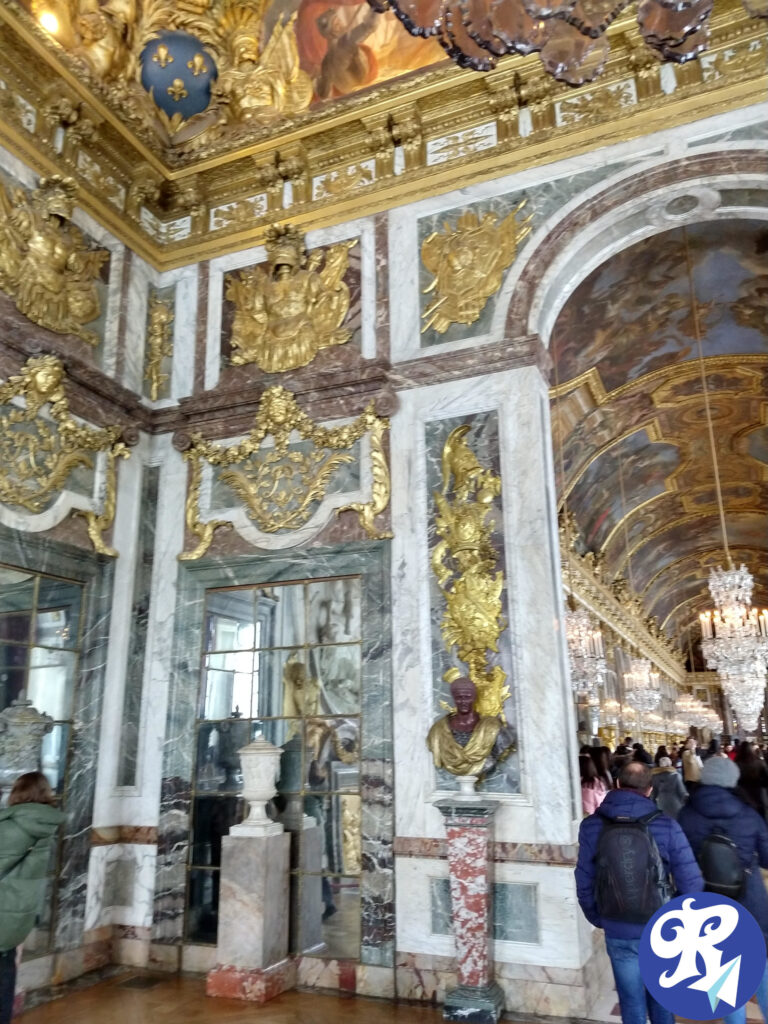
[152,44,173,68]
[187,53,208,76]
[167,78,189,102]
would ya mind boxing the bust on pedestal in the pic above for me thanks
[428,678,513,1023]
[206,737,296,1003]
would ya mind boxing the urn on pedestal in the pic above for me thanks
[230,737,283,836]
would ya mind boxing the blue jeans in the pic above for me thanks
[723,959,768,1024]
[605,936,674,1024]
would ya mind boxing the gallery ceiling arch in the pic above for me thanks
[550,217,768,655]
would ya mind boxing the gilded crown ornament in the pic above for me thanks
[179,385,391,560]
[225,225,356,372]
[0,175,108,346]
[421,202,532,335]
[432,425,510,719]
[0,355,129,556]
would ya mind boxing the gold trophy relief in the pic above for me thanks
[225,224,356,373]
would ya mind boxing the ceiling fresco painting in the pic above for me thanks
[551,218,768,645]
[566,429,681,552]
[551,220,768,392]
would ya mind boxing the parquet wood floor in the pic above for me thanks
[19,974,445,1024]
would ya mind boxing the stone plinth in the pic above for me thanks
[207,830,292,1002]
[435,797,504,1024]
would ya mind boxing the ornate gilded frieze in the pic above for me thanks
[225,225,355,372]
[144,294,174,400]
[0,175,108,345]
[432,425,509,719]
[0,354,129,555]
[421,202,532,334]
[178,385,391,560]
[0,0,763,269]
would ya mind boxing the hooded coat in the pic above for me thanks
[651,766,688,819]
[678,784,768,940]
[575,787,704,939]
[0,801,64,951]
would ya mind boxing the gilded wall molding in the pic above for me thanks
[0,0,763,269]
[178,385,391,560]
[0,354,130,555]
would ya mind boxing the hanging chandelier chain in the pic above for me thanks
[683,226,731,567]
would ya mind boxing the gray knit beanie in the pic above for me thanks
[701,756,740,789]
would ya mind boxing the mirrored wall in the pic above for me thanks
[0,564,84,956]
[186,576,362,958]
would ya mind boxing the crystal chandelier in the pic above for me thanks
[700,563,768,733]
[624,657,661,713]
[565,598,606,703]
[600,697,621,725]
[370,0,767,83]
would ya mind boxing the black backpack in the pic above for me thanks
[698,828,746,899]
[594,810,671,924]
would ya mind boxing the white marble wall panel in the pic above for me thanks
[396,857,587,969]
[84,843,156,930]
[125,256,198,402]
[93,433,187,826]
[387,101,768,362]
[391,369,580,846]
[205,216,376,391]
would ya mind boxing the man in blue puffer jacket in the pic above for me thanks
[576,761,704,1024]
[678,755,768,1024]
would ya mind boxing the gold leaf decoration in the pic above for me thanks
[179,385,391,560]
[421,201,532,335]
[432,425,509,718]
[0,354,129,556]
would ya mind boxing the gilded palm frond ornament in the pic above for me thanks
[432,425,510,719]
[0,355,129,556]
[421,201,532,335]
[225,225,355,372]
[0,176,108,346]
[179,385,390,560]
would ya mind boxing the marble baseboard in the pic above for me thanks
[395,933,614,1020]
[206,958,297,1003]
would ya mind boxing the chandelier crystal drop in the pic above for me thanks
[700,563,768,733]
[565,600,606,703]
[623,657,661,713]
[369,0,767,83]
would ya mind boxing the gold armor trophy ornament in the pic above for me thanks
[225,224,355,372]
[427,426,515,787]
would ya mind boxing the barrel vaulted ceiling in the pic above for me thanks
[550,219,768,652]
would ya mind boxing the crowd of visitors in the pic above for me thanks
[577,735,768,1024]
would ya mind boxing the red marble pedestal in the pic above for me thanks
[435,797,504,1023]
[206,958,297,1003]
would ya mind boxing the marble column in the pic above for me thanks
[435,798,504,1023]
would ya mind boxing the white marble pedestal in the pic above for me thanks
[206,831,296,1002]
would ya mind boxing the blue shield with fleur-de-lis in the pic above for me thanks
[140,30,218,120]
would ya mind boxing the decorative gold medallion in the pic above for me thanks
[421,201,532,335]
[225,225,356,372]
[0,355,129,555]
[0,176,108,346]
[432,425,510,718]
[179,386,390,560]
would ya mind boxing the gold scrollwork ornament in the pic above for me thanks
[432,425,510,718]
[0,355,129,556]
[0,176,108,346]
[179,385,391,560]
[144,295,174,401]
[421,201,532,335]
[225,225,355,372]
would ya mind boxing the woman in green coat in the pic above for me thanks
[0,772,64,1024]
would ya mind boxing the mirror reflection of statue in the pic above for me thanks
[427,677,514,778]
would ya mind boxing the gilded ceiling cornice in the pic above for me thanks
[0,0,764,269]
